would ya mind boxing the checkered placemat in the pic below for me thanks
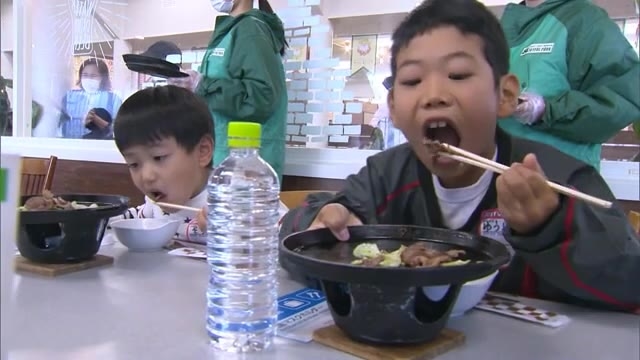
[475,293,571,328]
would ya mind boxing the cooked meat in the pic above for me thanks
[400,243,466,268]
[445,249,465,258]
[22,190,72,211]
[362,255,385,267]
[23,196,52,210]
[422,139,447,153]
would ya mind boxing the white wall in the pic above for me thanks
[322,0,518,18]
[0,52,11,79]
[122,0,217,39]
[0,0,636,52]
[1,0,12,102]
[1,0,13,51]
[0,0,521,52]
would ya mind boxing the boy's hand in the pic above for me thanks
[197,207,207,233]
[308,203,362,241]
[496,154,559,234]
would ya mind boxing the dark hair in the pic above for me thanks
[258,0,289,56]
[390,0,509,87]
[77,58,112,91]
[114,85,214,166]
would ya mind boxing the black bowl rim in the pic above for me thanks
[280,225,511,286]
[20,193,129,212]
[19,193,129,223]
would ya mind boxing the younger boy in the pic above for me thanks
[280,0,640,311]
[111,85,213,244]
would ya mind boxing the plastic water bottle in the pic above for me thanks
[206,122,281,353]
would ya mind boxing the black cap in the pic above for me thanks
[140,41,182,63]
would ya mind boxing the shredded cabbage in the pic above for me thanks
[352,243,381,259]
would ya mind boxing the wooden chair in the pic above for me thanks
[21,156,58,196]
[280,190,335,209]
[629,211,640,234]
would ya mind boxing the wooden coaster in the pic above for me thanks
[15,254,114,277]
[313,325,464,360]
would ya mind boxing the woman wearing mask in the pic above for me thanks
[59,58,122,139]
[196,0,287,184]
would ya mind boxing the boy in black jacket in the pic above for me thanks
[280,0,640,312]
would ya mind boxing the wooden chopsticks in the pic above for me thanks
[152,201,202,213]
[429,141,613,209]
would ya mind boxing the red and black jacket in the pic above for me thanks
[279,129,640,312]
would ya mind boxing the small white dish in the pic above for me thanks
[423,270,499,317]
[110,218,180,252]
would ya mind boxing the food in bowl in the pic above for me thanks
[351,242,470,268]
[111,218,180,252]
[20,190,98,211]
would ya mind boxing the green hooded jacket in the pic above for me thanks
[499,0,640,169]
[196,9,287,185]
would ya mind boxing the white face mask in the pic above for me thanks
[211,0,234,13]
[81,78,101,93]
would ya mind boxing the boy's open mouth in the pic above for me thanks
[422,118,461,149]
[149,191,166,201]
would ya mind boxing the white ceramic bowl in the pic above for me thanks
[110,218,180,252]
[422,270,499,317]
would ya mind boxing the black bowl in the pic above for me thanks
[17,194,129,263]
[280,225,510,345]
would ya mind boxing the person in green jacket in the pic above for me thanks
[499,0,640,169]
[196,0,288,184]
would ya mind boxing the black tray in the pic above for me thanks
[280,225,510,344]
[123,54,188,78]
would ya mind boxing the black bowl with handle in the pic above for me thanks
[17,194,129,263]
[280,225,510,345]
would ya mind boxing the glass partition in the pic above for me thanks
[1,0,637,154]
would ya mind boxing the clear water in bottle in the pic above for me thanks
[206,130,280,353]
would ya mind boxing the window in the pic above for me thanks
[1,0,218,140]
[615,17,639,54]
[1,1,636,155]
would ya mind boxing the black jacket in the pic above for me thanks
[280,130,640,312]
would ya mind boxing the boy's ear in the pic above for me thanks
[387,89,399,127]
[197,135,214,167]
[497,73,520,118]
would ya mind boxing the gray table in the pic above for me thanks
[4,243,639,360]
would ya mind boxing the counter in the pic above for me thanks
[3,242,639,360]
[1,136,638,201]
